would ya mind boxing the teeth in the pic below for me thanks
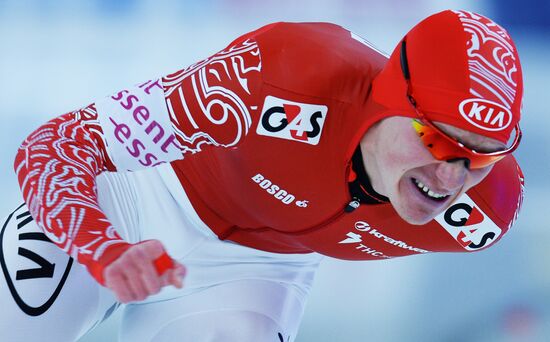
[413,179,448,199]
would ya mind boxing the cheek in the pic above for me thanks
[382,134,435,174]
[465,166,493,188]
[377,135,437,200]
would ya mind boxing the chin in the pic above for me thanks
[392,176,460,226]
[394,202,437,225]
[400,214,434,225]
[399,215,434,226]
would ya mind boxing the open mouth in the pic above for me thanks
[411,178,450,202]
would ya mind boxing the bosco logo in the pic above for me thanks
[459,98,512,132]
[435,194,502,251]
[256,96,328,145]
[251,173,309,207]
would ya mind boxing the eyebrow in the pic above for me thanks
[435,123,507,153]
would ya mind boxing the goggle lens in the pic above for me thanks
[412,119,520,169]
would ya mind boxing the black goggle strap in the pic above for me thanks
[400,39,411,81]
[400,39,418,108]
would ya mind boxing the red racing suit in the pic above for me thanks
[14,22,525,284]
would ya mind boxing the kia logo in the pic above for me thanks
[458,98,512,131]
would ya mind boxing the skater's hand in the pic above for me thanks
[103,240,186,303]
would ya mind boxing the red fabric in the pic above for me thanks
[170,22,524,259]
[12,30,266,284]
[153,253,174,276]
[89,243,133,285]
[15,21,525,284]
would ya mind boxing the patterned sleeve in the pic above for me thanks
[14,37,263,284]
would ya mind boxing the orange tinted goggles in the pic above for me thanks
[412,118,521,169]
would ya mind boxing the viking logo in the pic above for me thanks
[0,204,73,316]
[256,96,328,145]
[435,194,502,251]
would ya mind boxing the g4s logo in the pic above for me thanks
[257,96,328,145]
[435,194,502,251]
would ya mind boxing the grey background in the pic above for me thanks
[0,1,548,341]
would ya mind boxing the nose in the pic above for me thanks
[435,159,469,191]
[447,157,471,170]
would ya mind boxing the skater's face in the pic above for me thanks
[359,116,506,225]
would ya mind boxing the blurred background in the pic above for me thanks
[0,0,548,341]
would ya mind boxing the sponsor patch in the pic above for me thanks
[251,173,308,207]
[95,79,181,170]
[339,221,429,255]
[435,193,502,250]
[459,98,512,132]
[0,204,73,316]
[256,96,328,145]
[337,232,391,258]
